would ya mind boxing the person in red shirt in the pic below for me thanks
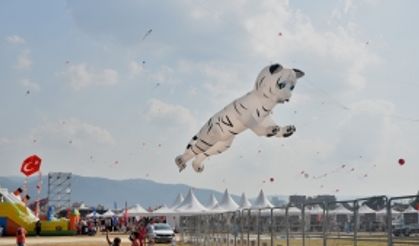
[16,226,26,246]
[137,223,147,246]
[129,231,140,246]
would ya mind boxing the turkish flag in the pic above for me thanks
[20,155,42,177]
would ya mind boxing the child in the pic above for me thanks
[16,226,26,246]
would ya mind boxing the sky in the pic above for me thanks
[1,0,419,199]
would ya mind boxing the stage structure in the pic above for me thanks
[47,172,72,212]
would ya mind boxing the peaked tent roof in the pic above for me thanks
[152,204,176,215]
[86,211,102,218]
[376,207,401,214]
[102,210,116,218]
[205,193,219,210]
[126,204,149,216]
[252,190,273,208]
[403,205,418,213]
[175,188,208,214]
[358,204,376,214]
[308,205,325,215]
[212,189,239,212]
[170,193,184,209]
[238,193,252,209]
[329,204,352,215]
[288,206,302,215]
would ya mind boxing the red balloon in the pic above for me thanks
[20,155,42,177]
[398,158,405,165]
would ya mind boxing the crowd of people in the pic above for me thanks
[105,218,158,246]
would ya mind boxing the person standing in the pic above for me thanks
[106,230,121,246]
[35,220,42,236]
[16,226,27,246]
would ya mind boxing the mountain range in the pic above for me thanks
[0,174,288,209]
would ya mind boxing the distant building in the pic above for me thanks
[289,195,306,207]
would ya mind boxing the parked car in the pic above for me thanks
[147,223,175,243]
[393,224,419,237]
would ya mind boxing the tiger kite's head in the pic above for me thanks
[254,63,304,104]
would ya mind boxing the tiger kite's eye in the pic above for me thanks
[277,80,286,89]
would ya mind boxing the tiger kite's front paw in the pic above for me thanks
[266,125,280,137]
[281,125,296,138]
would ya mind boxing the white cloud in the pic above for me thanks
[242,1,380,91]
[15,49,32,70]
[20,78,40,92]
[6,35,25,45]
[63,63,118,90]
[128,60,144,77]
[145,99,198,131]
[33,118,115,145]
[343,0,354,14]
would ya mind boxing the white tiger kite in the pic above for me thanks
[175,63,305,173]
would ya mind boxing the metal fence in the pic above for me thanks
[178,195,419,246]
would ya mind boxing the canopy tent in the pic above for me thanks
[403,205,418,213]
[329,204,353,215]
[102,209,116,218]
[251,190,273,209]
[205,193,219,210]
[287,206,302,215]
[86,211,102,218]
[238,193,252,210]
[175,188,208,214]
[169,193,184,210]
[358,204,376,214]
[126,204,149,216]
[375,207,401,215]
[212,189,239,212]
[308,205,325,215]
[152,204,176,215]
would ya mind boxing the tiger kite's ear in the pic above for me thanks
[269,64,283,74]
[293,68,305,79]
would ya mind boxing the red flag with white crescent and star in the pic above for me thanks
[20,155,42,177]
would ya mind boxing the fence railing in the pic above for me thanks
[178,195,419,246]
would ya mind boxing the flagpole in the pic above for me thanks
[36,171,42,217]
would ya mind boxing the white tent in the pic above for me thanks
[212,189,239,212]
[329,204,353,215]
[308,205,324,215]
[86,211,102,218]
[102,209,116,218]
[287,206,302,215]
[152,204,176,215]
[169,193,184,210]
[238,193,252,210]
[376,207,401,215]
[403,205,418,213]
[175,188,208,214]
[358,204,376,214]
[251,190,273,209]
[126,204,149,216]
[205,193,219,210]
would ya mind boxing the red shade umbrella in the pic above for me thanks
[20,155,42,177]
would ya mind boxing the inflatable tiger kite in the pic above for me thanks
[175,63,305,173]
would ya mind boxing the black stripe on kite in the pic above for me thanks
[200,139,213,147]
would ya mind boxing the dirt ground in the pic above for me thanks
[0,233,175,246]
